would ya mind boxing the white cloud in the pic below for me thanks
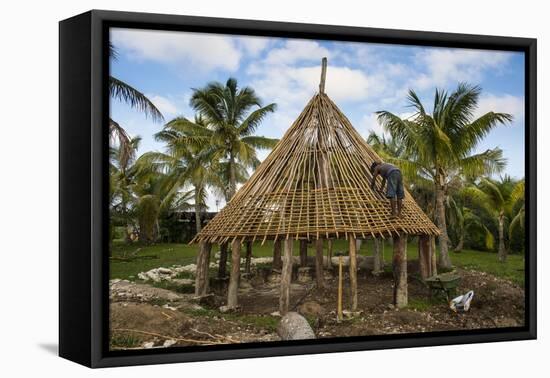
[475,94,524,121]
[264,40,331,66]
[147,94,179,117]
[412,48,511,90]
[236,36,270,57]
[111,28,242,72]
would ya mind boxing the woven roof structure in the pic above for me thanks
[193,70,439,244]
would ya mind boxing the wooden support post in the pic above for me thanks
[279,239,293,315]
[299,240,308,267]
[392,235,408,308]
[319,57,328,93]
[273,239,282,270]
[337,254,343,322]
[431,236,438,276]
[315,238,324,288]
[244,240,252,274]
[194,242,212,297]
[349,237,358,311]
[227,239,241,309]
[373,238,382,274]
[418,235,430,280]
[327,239,333,268]
[218,242,228,278]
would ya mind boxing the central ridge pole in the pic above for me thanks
[319,57,328,93]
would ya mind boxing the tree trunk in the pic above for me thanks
[349,237,358,311]
[392,235,408,308]
[194,190,202,234]
[435,182,452,269]
[228,155,237,201]
[299,240,308,267]
[279,239,293,315]
[218,242,228,278]
[327,239,333,268]
[244,241,252,274]
[418,235,431,280]
[315,239,324,288]
[454,232,464,252]
[227,239,241,309]
[498,214,507,262]
[431,236,438,276]
[373,238,382,274]
[272,239,282,270]
[194,242,212,296]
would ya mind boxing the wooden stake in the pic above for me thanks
[431,236,438,276]
[227,239,241,308]
[319,57,328,93]
[315,238,324,288]
[418,235,430,280]
[349,237,358,311]
[327,239,333,268]
[273,239,282,270]
[392,235,408,308]
[244,240,252,274]
[194,242,212,296]
[373,238,382,274]
[279,239,293,315]
[337,255,343,321]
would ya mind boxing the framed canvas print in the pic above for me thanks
[59,10,536,368]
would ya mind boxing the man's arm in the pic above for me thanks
[380,177,387,193]
[371,166,379,190]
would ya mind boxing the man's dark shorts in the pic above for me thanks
[386,170,404,199]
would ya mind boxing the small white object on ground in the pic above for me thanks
[450,290,474,313]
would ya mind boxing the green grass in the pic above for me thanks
[110,240,525,286]
[407,297,437,311]
[182,307,280,332]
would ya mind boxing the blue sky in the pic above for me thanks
[110,28,525,210]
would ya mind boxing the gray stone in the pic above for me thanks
[298,301,325,317]
[277,312,316,340]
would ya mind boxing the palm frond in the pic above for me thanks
[110,77,164,122]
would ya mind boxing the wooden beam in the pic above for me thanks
[418,235,430,280]
[279,239,293,315]
[315,238,324,288]
[218,242,228,278]
[373,238,382,274]
[244,240,252,274]
[227,239,241,308]
[349,237,358,311]
[194,242,212,297]
[392,235,408,308]
[319,57,328,93]
[327,239,333,268]
[273,239,282,270]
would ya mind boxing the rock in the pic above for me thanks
[277,312,316,340]
[142,342,155,349]
[219,305,239,313]
[298,301,325,317]
[270,311,281,317]
[266,271,281,284]
[171,278,193,286]
[157,267,173,275]
[163,339,177,348]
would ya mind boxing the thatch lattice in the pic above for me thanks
[192,86,439,245]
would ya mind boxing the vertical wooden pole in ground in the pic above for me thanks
[272,239,282,270]
[349,237,358,311]
[244,240,252,274]
[327,239,333,268]
[218,242,228,278]
[431,236,438,276]
[299,240,308,267]
[392,235,408,308]
[373,238,382,274]
[337,254,343,321]
[194,242,212,297]
[279,239,294,315]
[315,238,324,288]
[227,239,241,308]
[418,235,430,280]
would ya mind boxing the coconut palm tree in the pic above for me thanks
[462,177,525,262]
[189,78,278,201]
[109,43,164,161]
[376,83,512,268]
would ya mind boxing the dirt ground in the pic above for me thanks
[109,261,525,350]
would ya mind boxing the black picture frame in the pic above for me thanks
[59,9,537,368]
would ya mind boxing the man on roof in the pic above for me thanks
[370,161,404,218]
